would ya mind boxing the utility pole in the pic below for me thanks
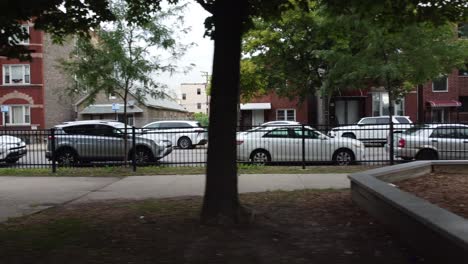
[201,71,210,115]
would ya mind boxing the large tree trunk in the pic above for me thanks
[201,0,246,224]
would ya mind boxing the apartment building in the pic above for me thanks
[0,23,75,129]
[179,83,209,114]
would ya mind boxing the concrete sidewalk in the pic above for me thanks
[0,173,349,222]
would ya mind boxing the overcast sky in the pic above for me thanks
[157,2,213,98]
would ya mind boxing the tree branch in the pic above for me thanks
[194,0,214,14]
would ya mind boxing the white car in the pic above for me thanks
[328,116,413,146]
[0,135,27,164]
[142,120,208,149]
[238,121,300,136]
[387,124,468,160]
[236,126,365,165]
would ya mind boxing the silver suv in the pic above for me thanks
[45,120,172,165]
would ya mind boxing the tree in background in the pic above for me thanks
[241,3,468,121]
[193,112,209,126]
[241,2,328,101]
[60,0,191,163]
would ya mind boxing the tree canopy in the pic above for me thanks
[241,2,468,102]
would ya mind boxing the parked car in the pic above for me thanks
[386,124,468,160]
[328,116,413,146]
[141,120,208,149]
[236,125,365,165]
[238,121,301,136]
[0,135,27,164]
[45,120,173,165]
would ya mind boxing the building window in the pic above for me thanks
[109,93,117,100]
[372,92,404,116]
[9,25,29,45]
[432,76,448,92]
[460,97,468,112]
[197,103,201,109]
[3,64,30,85]
[458,23,467,39]
[3,105,31,125]
[276,109,296,121]
[197,88,201,95]
[182,93,186,100]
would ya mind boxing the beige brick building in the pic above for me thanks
[179,83,209,114]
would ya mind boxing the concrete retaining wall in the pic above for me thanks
[349,161,468,263]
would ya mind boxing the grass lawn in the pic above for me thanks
[0,164,379,177]
[0,189,424,264]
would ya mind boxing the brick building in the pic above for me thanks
[330,69,468,125]
[239,92,314,127]
[0,23,75,129]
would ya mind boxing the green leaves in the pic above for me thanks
[241,1,468,103]
[59,0,190,106]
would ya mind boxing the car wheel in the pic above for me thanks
[134,147,154,165]
[178,137,192,149]
[250,150,271,165]
[416,149,438,160]
[333,149,355,166]
[56,149,78,166]
[342,133,356,139]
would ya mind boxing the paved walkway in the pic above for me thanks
[0,174,349,222]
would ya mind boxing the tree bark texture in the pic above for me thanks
[201,0,246,224]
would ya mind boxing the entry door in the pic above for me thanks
[335,100,360,125]
[252,110,264,126]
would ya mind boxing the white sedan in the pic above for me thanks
[0,135,27,164]
[236,126,365,165]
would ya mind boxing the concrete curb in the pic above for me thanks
[349,161,468,263]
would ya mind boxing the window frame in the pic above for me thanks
[3,64,31,85]
[9,25,30,45]
[276,109,296,121]
[263,128,291,138]
[2,105,31,126]
[432,76,449,92]
[372,92,404,116]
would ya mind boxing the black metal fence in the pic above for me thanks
[0,123,467,171]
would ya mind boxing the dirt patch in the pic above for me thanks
[398,172,468,219]
[0,190,425,264]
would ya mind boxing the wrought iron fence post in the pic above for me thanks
[132,126,137,172]
[301,124,306,169]
[51,128,56,173]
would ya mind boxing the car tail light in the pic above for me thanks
[398,138,406,148]
[236,140,244,145]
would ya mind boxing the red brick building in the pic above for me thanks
[330,69,468,125]
[0,23,44,129]
[239,92,313,128]
[0,23,76,130]
[241,68,468,127]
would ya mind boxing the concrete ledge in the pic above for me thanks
[349,161,468,262]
